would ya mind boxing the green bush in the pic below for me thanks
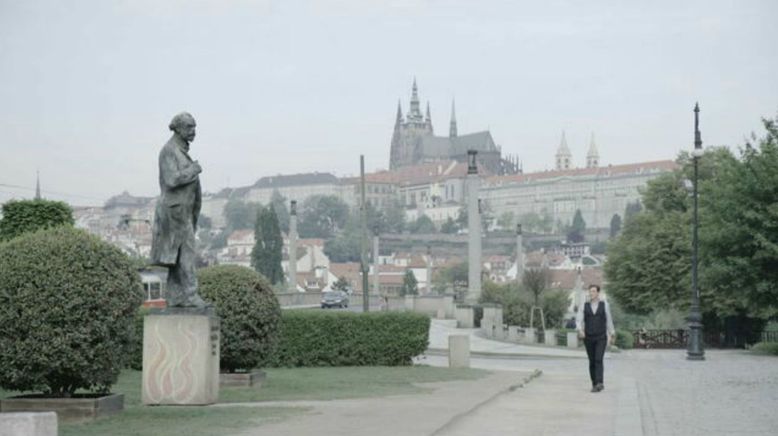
[750,342,778,356]
[0,199,74,241]
[127,307,151,371]
[0,226,143,396]
[264,311,429,367]
[615,329,635,349]
[198,265,281,372]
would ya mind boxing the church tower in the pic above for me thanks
[389,78,435,169]
[449,100,458,138]
[586,132,600,168]
[555,131,572,170]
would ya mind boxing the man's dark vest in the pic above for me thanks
[584,301,607,337]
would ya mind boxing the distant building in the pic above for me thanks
[389,79,519,175]
[482,160,676,230]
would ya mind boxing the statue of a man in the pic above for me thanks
[150,112,208,308]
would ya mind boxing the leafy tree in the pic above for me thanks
[567,209,586,243]
[609,214,622,238]
[497,211,515,230]
[408,215,436,234]
[440,217,458,234]
[197,213,213,230]
[380,198,407,234]
[517,210,553,234]
[323,231,360,263]
[298,195,349,238]
[270,190,290,234]
[400,270,418,296]
[0,199,73,241]
[333,276,351,292]
[251,206,284,285]
[223,198,260,231]
[624,201,643,223]
[699,117,778,320]
[522,267,550,308]
[432,261,468,294]
[604,175,691,314]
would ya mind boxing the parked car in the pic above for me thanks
[321,290,349,309]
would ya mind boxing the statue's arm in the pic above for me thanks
[159,148,200,189]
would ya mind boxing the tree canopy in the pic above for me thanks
[298,195,350,239]
[251,206,284,285]
[605,115,778,322]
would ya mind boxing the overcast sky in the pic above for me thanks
[1,0,776,206]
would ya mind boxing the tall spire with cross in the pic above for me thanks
[555,131,572,170]
[449,99,458,138]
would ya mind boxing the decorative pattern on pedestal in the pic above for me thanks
[142,313,220,405]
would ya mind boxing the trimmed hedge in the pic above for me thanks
[0,199,74,241]
[198,265,281,372]
[0,226,143,396]
[616,329,635,349]
[750,342,778,356]
[264,311,430,367]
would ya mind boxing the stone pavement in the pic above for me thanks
[232,370,536,436]
[427,318,591,359]
[229,319,778,436]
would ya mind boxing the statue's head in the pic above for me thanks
[169,112,196,143]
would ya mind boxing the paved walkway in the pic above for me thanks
[231,319,778,436]
[427,319,590,359]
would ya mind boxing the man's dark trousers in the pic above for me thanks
[584,335,607,386]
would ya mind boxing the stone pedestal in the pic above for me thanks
[544,329,557,346]
[522,327,536,344]
[0,412,57,436]
[449,335,470,368]
[481,319,494,338]
[567,332,579,348]
[142,310,220,405]
[508,326,521,342]
[455,305,474,328]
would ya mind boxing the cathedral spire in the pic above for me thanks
[555,131,572,170]
[395,99,403,125]
[449,99,458,138]
[425,101,431,122]
[409,77,422,121]
[35,170,41,200]
[586,132,599,168]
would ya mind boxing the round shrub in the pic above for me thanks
[197,265,281,373]
[0,226,143,396]
[750,342,778,356]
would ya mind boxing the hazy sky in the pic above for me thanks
[1,0,776,206]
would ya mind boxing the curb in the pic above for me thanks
[425,347,588,360]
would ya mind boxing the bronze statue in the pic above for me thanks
[150,112,208,308]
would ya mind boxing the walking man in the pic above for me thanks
[576,284,615,392]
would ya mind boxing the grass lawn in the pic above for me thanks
[0,366,489,435]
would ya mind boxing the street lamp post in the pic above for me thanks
[687,102,705,361]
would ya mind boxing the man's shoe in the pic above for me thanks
[595,383,604,392]
[591,385,598,393]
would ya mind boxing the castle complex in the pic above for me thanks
[389,79,520,175]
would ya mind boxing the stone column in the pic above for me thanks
[288,200,297,293]
[466,150,481,303]
[516,223,524,285]
[373,234,380,296]
[426,244,433,294]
